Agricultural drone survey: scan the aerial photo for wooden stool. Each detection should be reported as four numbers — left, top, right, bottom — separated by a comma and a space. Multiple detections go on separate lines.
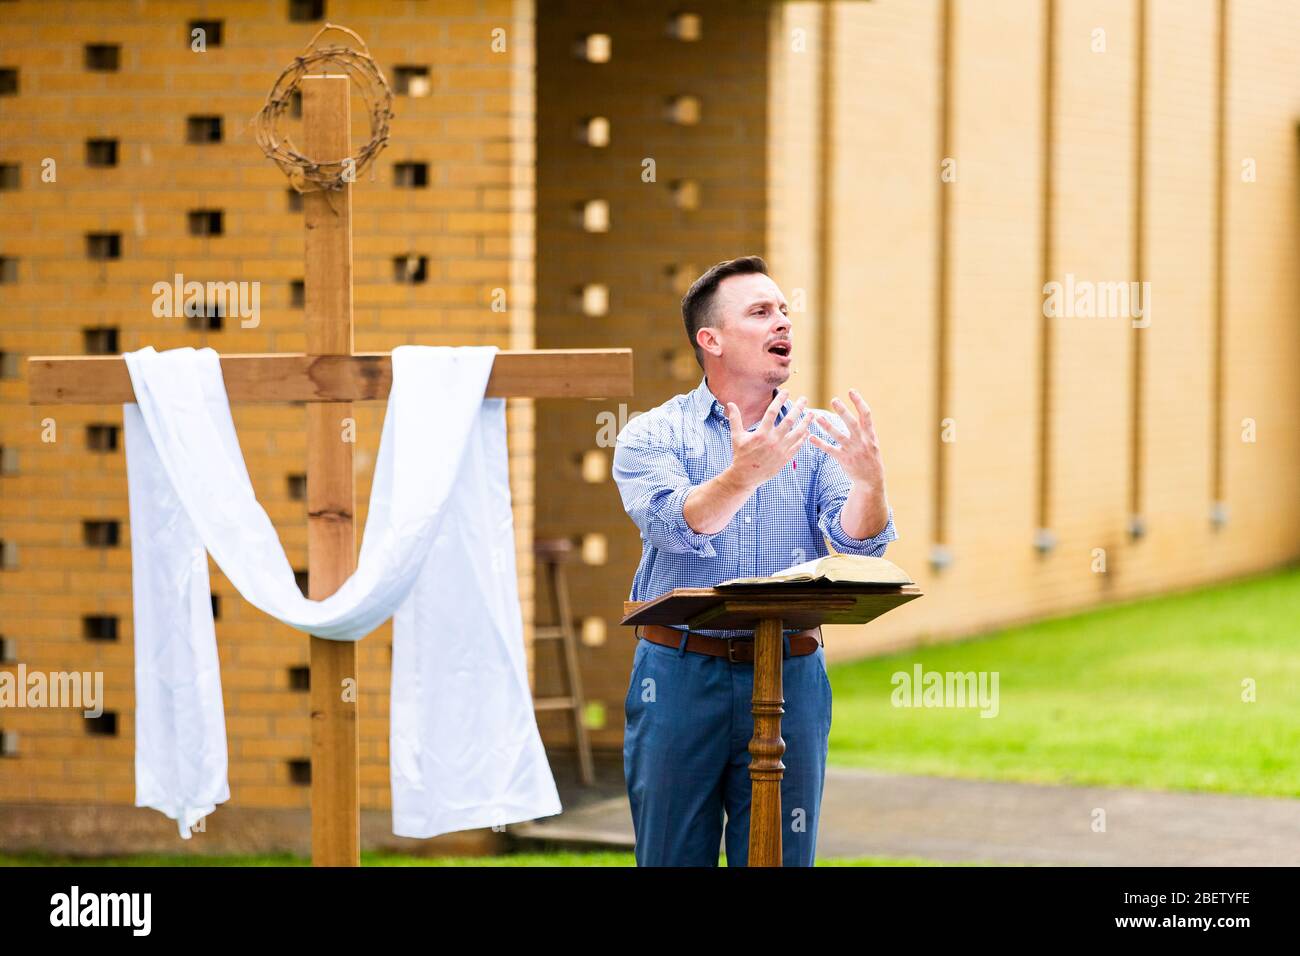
532, 537, 596, 787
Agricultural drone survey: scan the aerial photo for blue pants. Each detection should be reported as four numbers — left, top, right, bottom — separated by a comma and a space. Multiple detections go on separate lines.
622, 632, 832, 866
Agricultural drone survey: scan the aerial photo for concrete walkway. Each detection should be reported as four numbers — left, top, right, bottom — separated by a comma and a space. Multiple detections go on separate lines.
513, 763, 1300, 865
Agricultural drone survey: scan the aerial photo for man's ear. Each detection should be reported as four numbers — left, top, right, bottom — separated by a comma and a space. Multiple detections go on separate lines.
696, 326, 723, 358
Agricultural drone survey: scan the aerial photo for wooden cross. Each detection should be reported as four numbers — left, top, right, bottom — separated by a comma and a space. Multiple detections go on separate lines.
26, 75, 632, 866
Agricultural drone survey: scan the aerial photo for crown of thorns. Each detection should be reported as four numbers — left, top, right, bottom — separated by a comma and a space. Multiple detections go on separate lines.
253, 23, 394, 192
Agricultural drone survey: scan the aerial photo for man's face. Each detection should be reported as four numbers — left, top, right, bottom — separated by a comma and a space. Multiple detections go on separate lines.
701, 272, 793, 388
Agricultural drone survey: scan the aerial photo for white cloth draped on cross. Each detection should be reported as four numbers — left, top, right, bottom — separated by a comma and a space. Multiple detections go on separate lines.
121, 344, 562, 839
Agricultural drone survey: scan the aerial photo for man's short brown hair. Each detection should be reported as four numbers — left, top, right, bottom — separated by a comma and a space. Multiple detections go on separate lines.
680, 255, 769, 369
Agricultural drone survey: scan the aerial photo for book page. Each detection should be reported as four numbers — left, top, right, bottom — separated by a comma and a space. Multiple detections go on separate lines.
718, 554, 913, 587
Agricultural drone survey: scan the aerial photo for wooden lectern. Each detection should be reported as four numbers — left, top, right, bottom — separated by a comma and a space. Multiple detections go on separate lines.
621, 582, 921, 867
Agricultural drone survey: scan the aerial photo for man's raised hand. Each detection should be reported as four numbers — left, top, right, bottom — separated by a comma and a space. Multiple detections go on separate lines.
809, 388, 886, 491
724, 390, 810, 491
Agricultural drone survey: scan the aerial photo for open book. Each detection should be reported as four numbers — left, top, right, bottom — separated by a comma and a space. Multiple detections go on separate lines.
717, 553, 914, 588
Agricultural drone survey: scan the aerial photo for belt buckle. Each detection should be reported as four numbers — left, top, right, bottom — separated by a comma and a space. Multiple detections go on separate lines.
727, 639, 742, 664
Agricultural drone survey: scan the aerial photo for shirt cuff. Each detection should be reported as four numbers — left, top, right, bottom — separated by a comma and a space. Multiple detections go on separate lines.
651, 484, 719, 557
821, 504, 897, 555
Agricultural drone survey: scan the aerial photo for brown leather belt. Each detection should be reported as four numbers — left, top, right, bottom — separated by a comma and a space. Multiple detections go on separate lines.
638, 623, 822, 663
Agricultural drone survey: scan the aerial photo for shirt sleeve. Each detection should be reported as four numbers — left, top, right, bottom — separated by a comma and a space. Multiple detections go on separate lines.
611, 415, 721, 558
811, 412, 898, 556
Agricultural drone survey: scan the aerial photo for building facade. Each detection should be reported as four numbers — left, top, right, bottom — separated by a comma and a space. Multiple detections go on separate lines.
1, 0, 1297, 853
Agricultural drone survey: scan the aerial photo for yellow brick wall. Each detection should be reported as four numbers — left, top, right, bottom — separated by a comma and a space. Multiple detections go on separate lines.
1219, 0, 1300, 566
814, 0, 943, 651
820, 0, 1300, 658
0, 0, 537, 818
765, 1, 827, 407
1129, 0, 1216, 589
533, 0, 772, 750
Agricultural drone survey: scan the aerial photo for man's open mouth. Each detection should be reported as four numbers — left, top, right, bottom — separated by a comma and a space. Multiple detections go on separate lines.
768, 341, 792, 358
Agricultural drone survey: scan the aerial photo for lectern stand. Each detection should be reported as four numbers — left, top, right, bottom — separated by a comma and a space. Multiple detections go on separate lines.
621, 582, 922, 867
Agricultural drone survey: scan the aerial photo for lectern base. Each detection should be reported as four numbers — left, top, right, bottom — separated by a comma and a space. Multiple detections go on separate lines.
747, 617, 785, 867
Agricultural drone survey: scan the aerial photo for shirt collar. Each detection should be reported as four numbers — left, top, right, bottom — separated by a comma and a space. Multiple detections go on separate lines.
691, 376, 788, 425
691, 376, 724, 420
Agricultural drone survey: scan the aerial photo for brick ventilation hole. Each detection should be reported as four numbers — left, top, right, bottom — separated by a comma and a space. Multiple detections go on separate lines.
85, 233, 121, 260
84, 44, 120, 72
86, 713, 118, 737
185, 115, 222, 144
82, 327, 119, 354
86, 424, 119, 452
82, 520, 121, 548
581, 116, 610, 147
86, 138, 118, 167
184, 286, 224, 331
394, 161, 428, 187
393, 65, 430, 97
288, 0, 324, 23
392, 255, 428, 284
575, 33, 611, 63
187, 209, 223, 237
188, 20, 223, 47
82, 616, 119, 641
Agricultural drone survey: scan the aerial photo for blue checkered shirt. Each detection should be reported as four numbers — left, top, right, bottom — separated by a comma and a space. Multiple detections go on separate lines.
613, 375, 898, 639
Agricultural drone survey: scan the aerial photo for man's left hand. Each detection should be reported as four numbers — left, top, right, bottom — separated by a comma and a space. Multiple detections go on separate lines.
809, 388, 886, 491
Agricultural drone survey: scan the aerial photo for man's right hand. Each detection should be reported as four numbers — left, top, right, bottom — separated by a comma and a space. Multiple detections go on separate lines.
723, 389, 810, 492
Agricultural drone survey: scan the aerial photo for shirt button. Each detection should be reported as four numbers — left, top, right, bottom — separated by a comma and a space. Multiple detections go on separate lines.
744, 516, 752, 523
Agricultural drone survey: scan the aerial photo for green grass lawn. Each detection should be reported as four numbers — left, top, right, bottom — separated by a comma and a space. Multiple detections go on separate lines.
826, 565, 1300, 797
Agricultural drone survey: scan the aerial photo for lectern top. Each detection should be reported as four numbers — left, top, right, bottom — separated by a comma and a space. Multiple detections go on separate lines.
620, 583, 922, 632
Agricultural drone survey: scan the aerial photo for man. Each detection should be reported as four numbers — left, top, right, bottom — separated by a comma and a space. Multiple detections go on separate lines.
612, 254, 897, 866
